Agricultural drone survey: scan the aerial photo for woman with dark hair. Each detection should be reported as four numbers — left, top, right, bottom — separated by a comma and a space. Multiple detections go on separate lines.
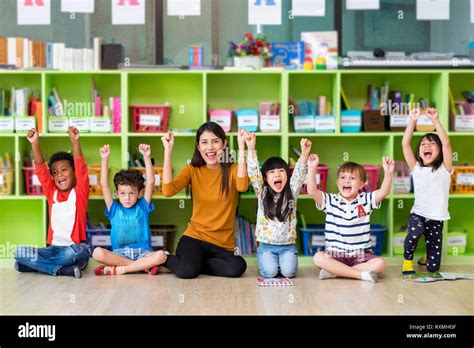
160, 122, 249, 279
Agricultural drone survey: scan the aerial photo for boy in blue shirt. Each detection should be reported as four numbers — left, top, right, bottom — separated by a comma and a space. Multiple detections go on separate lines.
93, 143, 167, 275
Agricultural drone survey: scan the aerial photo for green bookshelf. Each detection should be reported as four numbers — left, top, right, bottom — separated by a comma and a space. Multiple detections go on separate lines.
0, 69, 472, 266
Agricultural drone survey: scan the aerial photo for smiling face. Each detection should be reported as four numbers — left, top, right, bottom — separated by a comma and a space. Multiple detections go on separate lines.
197, 130, 227, 168
336, 170, 365, 201
51, 160, 76, 192
418, 136, 441, 166
265, 167, 288, 193
116, 184, 140, 208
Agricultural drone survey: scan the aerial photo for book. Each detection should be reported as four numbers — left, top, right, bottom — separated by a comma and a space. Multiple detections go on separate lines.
0, 38, 7, 64
402, 272, 474, 283
93, 37, 103, 70
270, 42, 305, 68
51, 87, 64, 116
256, 277, 293, 287
318, 96, 326, 116
340, 87, 351, 110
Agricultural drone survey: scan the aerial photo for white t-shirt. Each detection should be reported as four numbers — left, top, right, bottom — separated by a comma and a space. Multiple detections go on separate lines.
411, 162, 453, 221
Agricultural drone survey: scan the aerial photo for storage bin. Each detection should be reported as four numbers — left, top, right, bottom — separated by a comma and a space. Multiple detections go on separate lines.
393, 161, 411, 194
150, 224, 177, 252
314, 115, 336, 133
48, 116, 69, 132
235, 109, 259, 132
88, 166, 108, 196
23, 167, 43, 195
300, 224, 325, 256
389, 112, 409, 131
415, 112, 435, 132
259, 102, 280, 132
393, 229, 407, 255
341, 110, 362, 132
447, 227, 467, 255
294, 164, 329, 194
131, 104, 171, 133
363, 109, 387, 132
209, 109, 233, 132
450, 165, 474, 193
370, 224, 386, 256
0, 117, 15, 133
129, 166, 164, 195
362, 164, 382, 192
69, 116, 90, 133
14, 116, 36, 133
293, 115, 315, 133
452, 114, 474, 132
0, 168, 14, 195
86, 227, 112, 251
90, 116, 111, 133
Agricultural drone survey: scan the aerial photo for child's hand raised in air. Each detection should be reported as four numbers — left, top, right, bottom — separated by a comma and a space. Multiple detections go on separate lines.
161, 131, 174, 151
382, 156, 395, 174
425, 108, 439, 122
244, 131, 256, 150
100, 145, 110, 159
138, 144, 152, 159
237, 128, 248, 150
68, 126, 80, 143
307, 154, 319, 171
26, 128, 39, 144
409, 107, 421, 122
300, 138, 312, 161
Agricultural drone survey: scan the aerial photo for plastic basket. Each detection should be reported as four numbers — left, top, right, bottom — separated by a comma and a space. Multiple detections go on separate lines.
370, 224, 386, 256
341, 110, 362, 132
235, 109, 259, 132
150, 224, 177, 252
447, 227, 467, 255
129, 166, 164, 195
259, 102, 280, 132
362, 164, 382, 192
131, 104, 170, 133
292, 164, 328, 194
209, 109, 233, 132
0, 168, 14, 195
393, 161, 411, 194
86, 227, 112, 251
23, 167, 43, 195
450, 165, 474, 193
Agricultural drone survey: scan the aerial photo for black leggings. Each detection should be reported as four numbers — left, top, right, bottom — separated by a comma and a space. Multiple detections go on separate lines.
164, 235, 247, 279
404, 213, 444, 272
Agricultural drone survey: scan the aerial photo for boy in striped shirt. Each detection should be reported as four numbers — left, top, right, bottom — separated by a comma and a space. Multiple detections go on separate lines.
307, 156, 394, 282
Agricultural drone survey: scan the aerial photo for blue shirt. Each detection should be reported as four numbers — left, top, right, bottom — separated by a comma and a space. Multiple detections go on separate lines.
105, 197, 154, 251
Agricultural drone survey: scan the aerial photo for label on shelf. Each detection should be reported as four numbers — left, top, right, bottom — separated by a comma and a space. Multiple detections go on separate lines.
15, 117, 36, 131
48, 118, 69, 132
456, 173, 474, 185
89, 174, 98, 185
341, 116, 361, 127
32, 174, 41, 186
151, 235, 164, 247
311, 234, 325, 247
237, 115, 259, 127
260, 115, 280, 132
315, 116, 335, 131
91, 235, 111, 247
394, 177, 411, 194
294, 116, 315, 131
393, 235, 406, 247
454, 115, 474, 131
69, 117, 90, 132
390, 114, 409, 128
140, 114, 162, 127
371, 235, 377, 246
0, 117, 15, 131
416, 114, 433, 126
155, 174, 161, 186
447, 235, 467, 246
211, 115, 232, 130
90, 117, 111, 132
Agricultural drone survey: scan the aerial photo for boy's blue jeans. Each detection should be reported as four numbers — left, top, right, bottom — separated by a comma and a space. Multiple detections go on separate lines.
257, 243, 298, 278
14, 243, 91, 276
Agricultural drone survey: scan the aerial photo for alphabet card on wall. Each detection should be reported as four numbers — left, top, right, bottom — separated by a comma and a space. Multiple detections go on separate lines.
292, 0, 325, 17
17, 0, 51, 25
416, 0, 450, 20
248, 0, 282, 25
61, 0, 95, 13
167, 0, 201, 16
112, 0, 145, 25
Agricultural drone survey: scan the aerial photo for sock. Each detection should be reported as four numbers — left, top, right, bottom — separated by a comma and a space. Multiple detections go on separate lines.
58, 265, 82, 278
360, 271, 378, 282
319, 269, 338, 280
14, 262, 37, 273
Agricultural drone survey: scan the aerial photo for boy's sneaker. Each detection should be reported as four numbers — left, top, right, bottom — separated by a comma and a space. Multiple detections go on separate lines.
14, 262, 36, 273
319, 269, 337, 280
78, 261, 88, 271
58, 265, 82, 278
402, 259, 416, 275
418, 254, 427, 266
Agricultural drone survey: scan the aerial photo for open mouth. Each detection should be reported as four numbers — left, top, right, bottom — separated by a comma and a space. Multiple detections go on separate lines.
342, 185, 352, 193
206, 152, 217, 161
57, 178, 68, 187
423, 150, 432, 159
273, 180, 283, 190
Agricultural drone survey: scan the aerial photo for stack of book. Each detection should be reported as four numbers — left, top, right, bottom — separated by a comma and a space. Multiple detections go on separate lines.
234, 215, 257, 256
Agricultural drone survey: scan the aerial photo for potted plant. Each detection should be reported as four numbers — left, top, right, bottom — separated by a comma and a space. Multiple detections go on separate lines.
228, 33, 272, 69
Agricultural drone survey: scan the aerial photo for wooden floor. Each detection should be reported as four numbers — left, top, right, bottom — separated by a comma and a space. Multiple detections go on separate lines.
1, 265, 472, 315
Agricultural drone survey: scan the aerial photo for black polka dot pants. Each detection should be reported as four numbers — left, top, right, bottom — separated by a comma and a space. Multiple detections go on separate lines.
404, 213, 444, 272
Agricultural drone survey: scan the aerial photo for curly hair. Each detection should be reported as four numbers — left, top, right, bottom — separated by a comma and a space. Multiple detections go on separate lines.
48, 152, 75, 175
113, 170, 145, 191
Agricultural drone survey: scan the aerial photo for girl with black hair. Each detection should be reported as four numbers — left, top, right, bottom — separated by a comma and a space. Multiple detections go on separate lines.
401, 107, 453, 275
160, 122, 249, 279
245, 132, 310, 278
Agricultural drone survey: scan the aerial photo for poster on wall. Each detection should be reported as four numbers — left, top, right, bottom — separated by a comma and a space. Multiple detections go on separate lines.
292, 0, 325, 17
346, 0, 380, 10
248, 0, 282, 25
17, 0, 51, 25
167, 0, 201, 16
61, 0, 95, 13
416, 0, 450, 20
112, 0, 145, 25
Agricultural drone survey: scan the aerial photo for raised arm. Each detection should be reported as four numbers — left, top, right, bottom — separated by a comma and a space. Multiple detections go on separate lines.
306, 154, 324, 207
68, 126, 83, 158
237, 128, 248, 179
244, 131, 262, 195
426, 108, 453, 172
402, 108, 419, 170
99, 145, 113, 211
138, 143, 155, 205
290, 138, 310, 195
161, 131, 174, 186
26, 128, 45, 165
374, 156, 394, 204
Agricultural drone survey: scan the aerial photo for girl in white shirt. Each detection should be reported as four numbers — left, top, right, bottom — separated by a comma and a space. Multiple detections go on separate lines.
401, 108, 453, 275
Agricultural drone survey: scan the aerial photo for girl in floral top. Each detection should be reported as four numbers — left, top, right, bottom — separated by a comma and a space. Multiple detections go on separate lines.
245, 133, 311, 278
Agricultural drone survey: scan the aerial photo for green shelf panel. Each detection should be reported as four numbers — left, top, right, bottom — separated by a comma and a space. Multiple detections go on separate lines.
128, 73, 204, 132
448, 199, 474, 257
0, 72, 42, 104
0, 199, 45, 258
